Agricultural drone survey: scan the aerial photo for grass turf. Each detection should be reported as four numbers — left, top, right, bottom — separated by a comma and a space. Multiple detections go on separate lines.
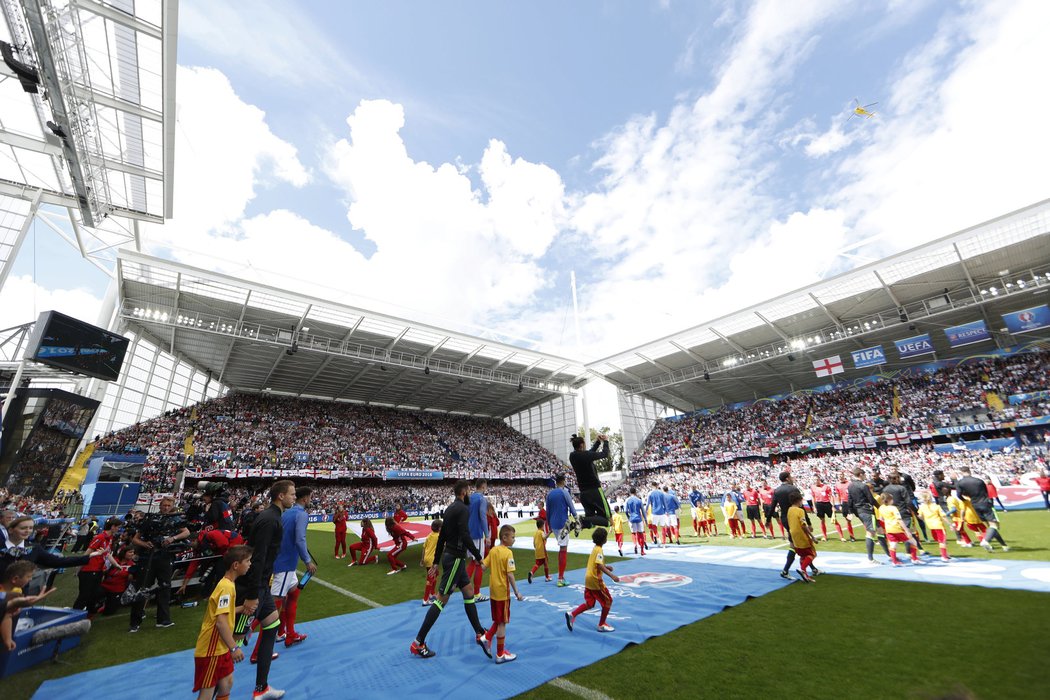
6, 511, 1048, 699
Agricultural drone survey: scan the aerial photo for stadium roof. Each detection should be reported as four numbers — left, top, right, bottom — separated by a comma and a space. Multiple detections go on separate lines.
114, 250, 589, 418
589, 199, 1050, 413
1, 0, 177, 286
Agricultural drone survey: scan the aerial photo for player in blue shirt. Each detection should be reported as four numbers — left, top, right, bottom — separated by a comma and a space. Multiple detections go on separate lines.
467, 479, 490, 601
545, 474, 578, 586
624, 487, 648, 555
689, 487, 704, 536
663, 485, 682, 545
647, 486, 668, 547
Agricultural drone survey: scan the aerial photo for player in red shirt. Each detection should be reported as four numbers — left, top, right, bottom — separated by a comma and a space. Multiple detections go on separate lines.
393, 505, 409, 524
742, 483, 767, 538
99, 548, 137, 615
178, 528, 247, 597
347, 519, 379, 566
486, 503, 500, 550
332, 506, 348, 559
1036, 471, 1050, 510
810, 476, 840, 542
833, 474, 856, 541
73, 517, 118, 613
759, 483, 782, 538
385, 517, 416, 574
985, 480, 1007, 512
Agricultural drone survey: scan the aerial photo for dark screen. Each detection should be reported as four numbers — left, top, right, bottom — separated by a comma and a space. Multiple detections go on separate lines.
30, 311, 129, 381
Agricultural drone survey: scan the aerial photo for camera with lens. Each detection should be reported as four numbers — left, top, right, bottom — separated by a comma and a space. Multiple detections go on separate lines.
197, 480, 229, 501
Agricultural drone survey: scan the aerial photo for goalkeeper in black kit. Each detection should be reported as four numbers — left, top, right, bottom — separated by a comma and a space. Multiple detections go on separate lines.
569, 434, 612, 529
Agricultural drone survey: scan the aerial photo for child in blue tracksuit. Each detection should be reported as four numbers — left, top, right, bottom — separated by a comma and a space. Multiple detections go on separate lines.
545, 474, 578, 586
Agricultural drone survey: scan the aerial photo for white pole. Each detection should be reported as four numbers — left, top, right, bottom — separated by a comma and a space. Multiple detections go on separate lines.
570, 271, 590, 442
1, 358, 28, 443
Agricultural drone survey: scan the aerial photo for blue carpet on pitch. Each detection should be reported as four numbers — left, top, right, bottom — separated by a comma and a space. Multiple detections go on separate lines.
34, 558, 789, 700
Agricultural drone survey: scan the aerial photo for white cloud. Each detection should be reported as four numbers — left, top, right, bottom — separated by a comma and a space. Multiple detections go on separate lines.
0, 275, 103, 331
802, 121, 856, 157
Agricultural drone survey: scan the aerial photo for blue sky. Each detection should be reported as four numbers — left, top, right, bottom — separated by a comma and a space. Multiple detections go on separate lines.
6, 0, 1050, 427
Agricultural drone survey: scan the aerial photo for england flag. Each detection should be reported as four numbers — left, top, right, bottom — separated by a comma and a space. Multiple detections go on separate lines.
812, 355, 845, 377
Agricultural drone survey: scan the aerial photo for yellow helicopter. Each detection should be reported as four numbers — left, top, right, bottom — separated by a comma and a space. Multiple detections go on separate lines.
848, 98, 878, 121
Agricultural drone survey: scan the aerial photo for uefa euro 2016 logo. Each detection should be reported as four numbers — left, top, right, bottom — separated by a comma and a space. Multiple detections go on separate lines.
617, 572, 693, 588
1019, 311, 1035, 324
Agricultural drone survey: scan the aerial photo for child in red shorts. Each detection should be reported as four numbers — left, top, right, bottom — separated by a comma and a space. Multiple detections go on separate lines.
565, 527, 621, 632
193, 545, 251, 700
480, 525, 524, 663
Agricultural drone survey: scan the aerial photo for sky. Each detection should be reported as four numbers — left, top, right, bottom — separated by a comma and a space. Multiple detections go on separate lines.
4, 0, 1050, 430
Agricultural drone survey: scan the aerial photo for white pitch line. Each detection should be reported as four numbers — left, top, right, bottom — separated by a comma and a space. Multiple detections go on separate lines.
312, 576, 383, 609
767, 541, 789, 549
550, 677, 615, 700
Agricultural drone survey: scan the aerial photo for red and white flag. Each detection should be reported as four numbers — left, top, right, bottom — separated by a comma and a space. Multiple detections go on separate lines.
812, 355, 845, 377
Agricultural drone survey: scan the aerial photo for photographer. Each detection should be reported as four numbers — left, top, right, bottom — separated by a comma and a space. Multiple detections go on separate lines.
128, 496, 191, 632
569, 434, 612, 529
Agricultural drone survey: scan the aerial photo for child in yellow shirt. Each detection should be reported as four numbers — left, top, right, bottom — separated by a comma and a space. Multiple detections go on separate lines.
528, 519, 551, 584
878, 494, 925, 567
193, 545, 251, 700
565, 528, 620, 633
917, 492, 951, 562
420, 519, 441, 605
611, 507, 627, 557
787, 492, 817, 583
480, 525, 523, 664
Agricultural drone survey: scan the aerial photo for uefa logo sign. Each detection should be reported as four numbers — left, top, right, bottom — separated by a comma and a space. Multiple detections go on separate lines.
617, 572, 693, 588
1019, 311, 1035, 323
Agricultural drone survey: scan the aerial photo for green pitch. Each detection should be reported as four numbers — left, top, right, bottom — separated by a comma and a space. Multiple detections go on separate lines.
6, 511, 1049, 699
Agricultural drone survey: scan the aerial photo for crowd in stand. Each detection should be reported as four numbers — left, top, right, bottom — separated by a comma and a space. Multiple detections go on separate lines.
95, 394, 563, 493
611, 444, 1048, 505
634, 351, 1050, 467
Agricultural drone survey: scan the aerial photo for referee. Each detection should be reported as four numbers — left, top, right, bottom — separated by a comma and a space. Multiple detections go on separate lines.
410, 480, 491, 660
234, 480, 296, 700
569, 434, 612, 528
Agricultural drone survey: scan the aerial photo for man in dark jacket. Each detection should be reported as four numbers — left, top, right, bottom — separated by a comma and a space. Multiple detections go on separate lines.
235, 480, 296, 700
769, 471, 804, 580
954, 467, 1009, 552
569, 434, 611, 528
848, 467, 891, 564
410, 480, 491, 660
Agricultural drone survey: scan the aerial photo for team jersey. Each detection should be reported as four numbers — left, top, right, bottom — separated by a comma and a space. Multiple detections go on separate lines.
689, 490, 703, 507
743, 489, 760, 506
917, 502, 949, 532
194, 576, 235, 658
787, 505, 811, 549
665, 492, 680, 514
835, 483, 850, 504
333, 512, 348, 531
483, 544, 516, 601
533, 529, 548, 558
759, 488, 774, 506
961, 499, 982, 525
811, 485, 832, 503
611, 511, 627, 534
624, 496, 645, 523
878, 504, 906, 535
584, 544, 607, 590
648, 490, 667, 516
422, 532, 439, 568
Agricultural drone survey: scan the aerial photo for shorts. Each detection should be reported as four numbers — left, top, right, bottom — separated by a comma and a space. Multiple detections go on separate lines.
193, 651, 233, 692
815, 502, 833, 519
554, 528, 570, 547
794, 546, 816, 559
746, 505, 761, 520
580, 487, 611, 523
838, 503, 852, 517
886, 532, 911, 544
652, 514, 667, 527
270, 570, 298, 598
930, 529, 946, 544
490, 598, 511, 624
973, 503, 998, 524
629, 520, 644, 533
854, 510, 882, 535
472, 538, 489, 559
584, 586, 612, 609
762, 505, 775, 520
438, 553, 472, 596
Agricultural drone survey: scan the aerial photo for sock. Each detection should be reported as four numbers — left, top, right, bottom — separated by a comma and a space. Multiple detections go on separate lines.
835, 522, 844, 539
939, 544, 948, 558
878, 536, 890, 555
777, 521, 785, 536
800, 554, 813, 571
487, 622, 498, 639
463, 597, 484, 635
496, 635, 505, 655
543, 559, 549, 576
909, 545, 919, 562
558, 549, 567, 579
866, 537, 875, 559
889, 548, 899, 564
570, 602, 589, 618
751, 522, 757, 537
782, 549, 796, 574
217, 695, 229, 700
255, 621, 279, 689
820, 521, 828, 539
530, 563, 539, 575
284, 588, 299, 638
598, 604, 610, 626
989, 527, 1007, 546
959, 529, 972, 544
846, 521, 854, 538
415, 599, 443, 642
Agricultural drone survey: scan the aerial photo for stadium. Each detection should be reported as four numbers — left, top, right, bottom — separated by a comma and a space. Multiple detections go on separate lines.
1, 3, 1049, 700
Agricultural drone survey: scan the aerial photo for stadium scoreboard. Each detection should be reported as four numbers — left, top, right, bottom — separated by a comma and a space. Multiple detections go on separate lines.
24, 311, 129, 382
